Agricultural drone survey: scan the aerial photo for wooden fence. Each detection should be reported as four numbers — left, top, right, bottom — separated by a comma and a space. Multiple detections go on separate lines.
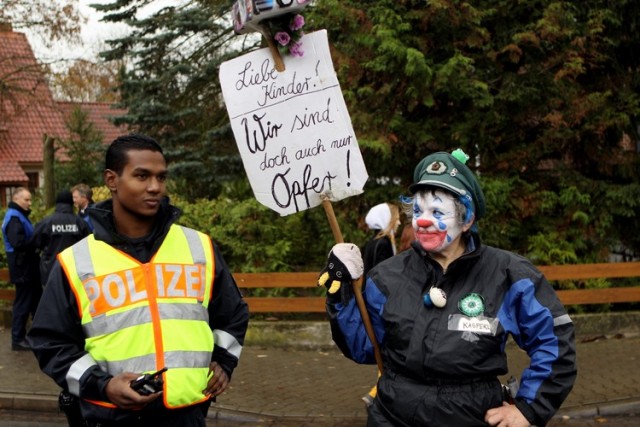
1, 263, 639, 313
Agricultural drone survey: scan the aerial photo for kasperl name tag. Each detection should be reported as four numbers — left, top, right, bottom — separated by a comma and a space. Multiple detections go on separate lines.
448, 314, 499, 335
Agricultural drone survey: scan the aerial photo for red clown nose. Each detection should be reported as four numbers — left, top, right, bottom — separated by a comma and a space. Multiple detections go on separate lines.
417, 218, 433, 228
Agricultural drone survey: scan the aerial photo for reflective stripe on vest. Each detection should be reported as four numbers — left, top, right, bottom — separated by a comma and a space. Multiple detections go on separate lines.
58, 225, 215, 409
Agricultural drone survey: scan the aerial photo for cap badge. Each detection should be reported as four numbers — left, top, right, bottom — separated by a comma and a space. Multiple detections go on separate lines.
426, 161, 447, 175
458, 293, 484, 317
450, 168, 458, 177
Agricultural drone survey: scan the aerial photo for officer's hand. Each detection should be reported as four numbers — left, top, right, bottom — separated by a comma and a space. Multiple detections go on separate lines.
317, 243, 363, 295
485, 402, 531, 427
203, 361, 229, 397
105, 372, 161, 410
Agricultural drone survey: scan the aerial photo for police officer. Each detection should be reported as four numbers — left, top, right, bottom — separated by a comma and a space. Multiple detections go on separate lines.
71, 183, 94, 231
28, 134, 250, 427
2, 187, 41, 351
31, 190, 91, 286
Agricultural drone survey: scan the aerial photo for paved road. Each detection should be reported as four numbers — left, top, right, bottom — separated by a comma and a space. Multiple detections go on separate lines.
2, 409, 640, 426
3, 329, 640, 425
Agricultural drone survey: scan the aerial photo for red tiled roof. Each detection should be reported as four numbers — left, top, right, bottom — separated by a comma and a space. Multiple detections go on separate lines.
0, 159, 28, 182
57, 101, 128, 145
0, 28, 67, 184
0, 28, 128, 186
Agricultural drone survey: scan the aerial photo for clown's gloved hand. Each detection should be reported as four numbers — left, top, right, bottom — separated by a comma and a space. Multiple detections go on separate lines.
317, 243, 364, 297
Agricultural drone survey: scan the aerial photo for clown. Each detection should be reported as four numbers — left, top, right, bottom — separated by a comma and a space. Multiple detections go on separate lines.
318, 149, 577, 427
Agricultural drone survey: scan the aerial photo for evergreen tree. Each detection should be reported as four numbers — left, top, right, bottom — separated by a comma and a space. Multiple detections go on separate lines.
55, 106, 105, 190
94, 0, 258, 200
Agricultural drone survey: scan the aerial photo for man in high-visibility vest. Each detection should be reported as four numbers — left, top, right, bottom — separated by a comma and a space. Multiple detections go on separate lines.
28, 134, 250, 427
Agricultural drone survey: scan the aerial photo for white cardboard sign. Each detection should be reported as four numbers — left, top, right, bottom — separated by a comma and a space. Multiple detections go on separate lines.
219, 30, 368, 216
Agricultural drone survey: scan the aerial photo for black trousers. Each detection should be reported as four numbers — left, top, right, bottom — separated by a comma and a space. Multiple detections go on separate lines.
60, 392, 211, 427
368, 372, 503, 426
85, 403, 210, 427
85, 413, 207, 427
11, 280, 42, 343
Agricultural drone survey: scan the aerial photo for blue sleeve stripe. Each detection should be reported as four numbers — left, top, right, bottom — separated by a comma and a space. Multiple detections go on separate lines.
499, 278, 559, 402
335, 277, 387, 364
364, 277, 387, 344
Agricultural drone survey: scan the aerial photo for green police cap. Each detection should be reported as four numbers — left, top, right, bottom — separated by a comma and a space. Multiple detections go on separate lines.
409, 149, 486, 220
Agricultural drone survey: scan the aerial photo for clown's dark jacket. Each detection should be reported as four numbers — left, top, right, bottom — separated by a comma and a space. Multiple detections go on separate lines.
327, 234, 576, 426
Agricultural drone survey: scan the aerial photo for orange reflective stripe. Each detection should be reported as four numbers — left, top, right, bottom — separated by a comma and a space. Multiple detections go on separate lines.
82, 263, 207, 317
145, 264, 165, 370
83, 398, 117, 409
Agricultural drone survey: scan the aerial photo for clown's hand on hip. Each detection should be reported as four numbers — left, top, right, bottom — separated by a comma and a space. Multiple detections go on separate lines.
317, 243, 364, 295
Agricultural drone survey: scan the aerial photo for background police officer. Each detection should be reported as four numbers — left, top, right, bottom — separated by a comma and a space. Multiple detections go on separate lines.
1, 187, 41, 351
31, 190, 91, 286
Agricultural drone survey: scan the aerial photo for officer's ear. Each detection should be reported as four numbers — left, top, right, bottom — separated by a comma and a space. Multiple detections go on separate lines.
104, 169, 118, 193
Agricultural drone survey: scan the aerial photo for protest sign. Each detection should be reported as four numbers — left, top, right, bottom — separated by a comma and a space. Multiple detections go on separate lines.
219, 30, 368, 216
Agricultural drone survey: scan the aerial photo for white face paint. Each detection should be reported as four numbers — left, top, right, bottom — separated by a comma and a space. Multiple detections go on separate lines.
412, 190, 466, 253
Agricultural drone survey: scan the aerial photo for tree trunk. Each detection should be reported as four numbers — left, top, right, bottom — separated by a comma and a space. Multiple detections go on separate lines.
43, 134, 55, 208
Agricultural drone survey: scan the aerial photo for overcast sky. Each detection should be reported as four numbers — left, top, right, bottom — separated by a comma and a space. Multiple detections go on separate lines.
26, 1, 132, 68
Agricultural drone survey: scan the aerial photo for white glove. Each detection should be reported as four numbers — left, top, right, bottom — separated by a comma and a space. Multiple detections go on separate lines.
317, 243, 364, 294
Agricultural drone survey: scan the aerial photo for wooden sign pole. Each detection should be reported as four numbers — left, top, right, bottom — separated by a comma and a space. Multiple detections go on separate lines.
321, 195, 384, 374
258, 25, 285, 72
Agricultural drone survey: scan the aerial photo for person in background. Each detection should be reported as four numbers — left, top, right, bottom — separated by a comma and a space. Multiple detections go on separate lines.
31, 190, 91, 286
71, 183, 94, 231
362, 203, 401, 279
397, 222, 416, 253
360, 202, 400, 406
1, 187, 41, 351
319, 149, 576, 426
28, 134, 250, 427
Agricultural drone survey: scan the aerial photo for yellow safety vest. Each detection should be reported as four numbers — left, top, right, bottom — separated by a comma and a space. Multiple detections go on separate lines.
58, 225, 215, 409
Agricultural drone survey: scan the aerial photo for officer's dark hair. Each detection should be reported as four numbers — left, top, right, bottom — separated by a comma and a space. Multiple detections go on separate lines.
105, 134, 165, 175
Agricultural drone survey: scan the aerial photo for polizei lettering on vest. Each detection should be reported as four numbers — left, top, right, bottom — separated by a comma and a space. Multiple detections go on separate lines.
51, 224, 79, 233
155, 264, 204, 298
83, 264, 206, 316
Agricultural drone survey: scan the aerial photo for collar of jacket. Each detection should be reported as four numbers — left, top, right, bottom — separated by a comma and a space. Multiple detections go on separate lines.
7, 201, 31, 217
412, 232, 482, 273
85, 197, 181, 248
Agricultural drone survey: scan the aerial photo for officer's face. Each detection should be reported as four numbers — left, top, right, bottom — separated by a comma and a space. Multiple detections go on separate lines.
14, 190, 32, 211
72, 190, 87, 210
106, 149, 168, 222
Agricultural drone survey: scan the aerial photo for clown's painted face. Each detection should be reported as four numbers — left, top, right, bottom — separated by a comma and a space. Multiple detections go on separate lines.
412, 189, 468, 253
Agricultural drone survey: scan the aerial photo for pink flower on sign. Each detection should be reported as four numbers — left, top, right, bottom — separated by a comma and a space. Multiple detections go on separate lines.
289, 41, 304, 57
290, 14, 305, 31
274, 31, 291, 46
269, 13, 306, 57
